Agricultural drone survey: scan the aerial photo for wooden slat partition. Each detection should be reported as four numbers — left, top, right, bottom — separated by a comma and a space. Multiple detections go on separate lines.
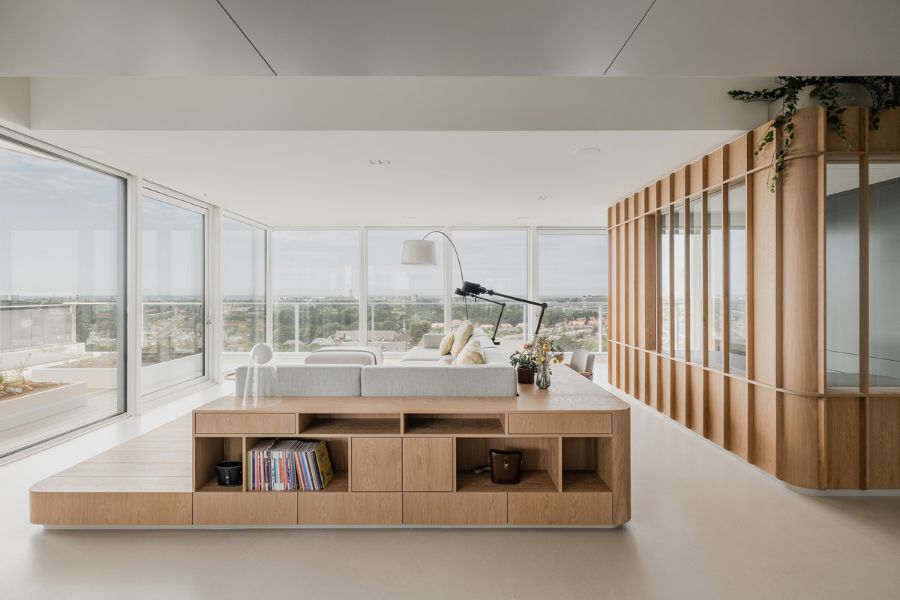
606, 106, 900, 491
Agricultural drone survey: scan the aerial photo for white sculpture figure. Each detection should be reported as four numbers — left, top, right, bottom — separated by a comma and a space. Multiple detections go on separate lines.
242, 343, 281, 408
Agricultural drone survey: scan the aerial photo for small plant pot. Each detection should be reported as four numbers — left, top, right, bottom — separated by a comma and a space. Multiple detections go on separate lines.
516, 368, 535, 385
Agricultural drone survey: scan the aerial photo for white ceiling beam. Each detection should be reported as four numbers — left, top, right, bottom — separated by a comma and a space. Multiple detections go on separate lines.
27, 77, 770, 131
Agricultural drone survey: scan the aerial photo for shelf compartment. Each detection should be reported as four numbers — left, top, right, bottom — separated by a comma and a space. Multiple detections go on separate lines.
404, 413, 505, 436
245, 437, 349, 492
456, 436, 561, 492
197, 477, 244, 493
300, 413, 401, 436
193, 436, 243, 492
456, 469, 556, 493
561, 437, 613, 493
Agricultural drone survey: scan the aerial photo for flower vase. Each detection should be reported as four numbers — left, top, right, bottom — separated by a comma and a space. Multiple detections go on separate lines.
536, 362, 551, 389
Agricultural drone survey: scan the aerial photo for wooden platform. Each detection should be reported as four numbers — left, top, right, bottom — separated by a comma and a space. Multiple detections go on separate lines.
30, 418, 194, 526
30, 367, 630, 527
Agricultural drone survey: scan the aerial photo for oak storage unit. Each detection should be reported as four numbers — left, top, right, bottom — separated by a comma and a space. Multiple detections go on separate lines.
31, 366, 629, 527
191, 367, 630, 527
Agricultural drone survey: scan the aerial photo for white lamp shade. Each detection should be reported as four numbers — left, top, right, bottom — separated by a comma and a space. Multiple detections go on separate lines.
401, 239, 437, 265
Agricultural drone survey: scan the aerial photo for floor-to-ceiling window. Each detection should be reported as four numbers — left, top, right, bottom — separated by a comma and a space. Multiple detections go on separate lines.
825, 163, 860, 388
141, 192, 206, 395
688, 196, 703, 364
451, 230, 528, 352
536, 231, 608, 353
367, 230, 444, 352
0, 137, 126, 457
271, 230, 360, 355
673, 204, 687, 360
868, 162, 900, 388
221, 217, 266, 373
707, 190, 724, 370
660, 211, 671, 355
727, 183, 747, 375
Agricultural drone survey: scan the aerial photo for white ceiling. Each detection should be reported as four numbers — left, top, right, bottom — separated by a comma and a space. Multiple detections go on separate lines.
0, 0, 893, 226
0, 0, 897, 76
32, 129, 742, 227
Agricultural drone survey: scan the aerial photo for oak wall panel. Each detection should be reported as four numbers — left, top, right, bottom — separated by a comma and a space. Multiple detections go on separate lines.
781, 395, 819, 489
751, 387, 778, 475
689, 365, 705, 435
823, 397, 861, 489
674, 362, 688, 426
727, 377, 749, 460
867, 397, 900, 489
707, 372, 726, 447
661, 358, 673, 418
752, 169, 778, 387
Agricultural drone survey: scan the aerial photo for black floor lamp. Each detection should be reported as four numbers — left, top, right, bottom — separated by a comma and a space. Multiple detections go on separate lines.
401, 231, 549, 336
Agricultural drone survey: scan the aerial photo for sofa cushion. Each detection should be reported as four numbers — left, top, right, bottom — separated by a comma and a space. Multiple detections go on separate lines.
235, 364, 362, 397
438, 332, 454, 355
361, 364, 516, 397
450, 321, 475, 356
400, 346, 443, 362
305, 346, 382, 366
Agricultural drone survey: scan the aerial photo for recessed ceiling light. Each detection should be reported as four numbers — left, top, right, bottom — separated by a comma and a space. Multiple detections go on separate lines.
573, 147, 603, 157
369, 159, 391, 165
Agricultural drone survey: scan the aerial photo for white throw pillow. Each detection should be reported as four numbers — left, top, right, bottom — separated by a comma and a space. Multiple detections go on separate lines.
450, 320, 475, 357
438, 332, 454, 355
437, 355, 453, 365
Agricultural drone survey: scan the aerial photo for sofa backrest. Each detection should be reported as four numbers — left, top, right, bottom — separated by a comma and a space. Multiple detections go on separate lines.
235, 364, 363, 397
360, 364, 516, 397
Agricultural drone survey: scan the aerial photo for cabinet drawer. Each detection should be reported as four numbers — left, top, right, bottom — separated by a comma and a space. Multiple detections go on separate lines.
193, 492, 297, 525
507, 413, 611, 434
195, 413, 295, 435
508, 492, 611, 525
351, 438, 402, 491
299, 492, 401, 525
403, 438, 453, 491
403, 493, 507, 525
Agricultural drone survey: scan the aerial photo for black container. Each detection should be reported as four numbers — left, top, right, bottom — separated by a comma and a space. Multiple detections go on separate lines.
489, 449, 523, 485
215, 461, 243, 486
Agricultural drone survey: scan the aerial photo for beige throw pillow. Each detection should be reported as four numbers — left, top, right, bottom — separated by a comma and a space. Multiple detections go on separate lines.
437, 355, 453, 365
438, 332, 455, 355
454, 343, 485, 365
450, 320, 475, 356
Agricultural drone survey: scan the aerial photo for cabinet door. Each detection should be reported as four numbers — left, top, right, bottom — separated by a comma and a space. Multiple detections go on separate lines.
351, 438, 402, 491
403, 437, 453, 492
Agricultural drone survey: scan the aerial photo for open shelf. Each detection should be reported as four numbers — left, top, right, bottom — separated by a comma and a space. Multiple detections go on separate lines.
301, 414, 401, 436
456, 469, 557, 493
405, 414, 505, 436
197, 477, 244, 493
246, 470, 350, 493
562, 470, 611, 493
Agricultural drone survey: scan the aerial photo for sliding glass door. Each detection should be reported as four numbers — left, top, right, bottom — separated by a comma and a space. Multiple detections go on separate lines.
0, 137, 126, 457
140, 191, 207, 396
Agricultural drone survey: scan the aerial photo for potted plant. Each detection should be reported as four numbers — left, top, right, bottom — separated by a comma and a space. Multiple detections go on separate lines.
509, 348, 538, 384
532, 336, 564, 390
728, 76, 900, 191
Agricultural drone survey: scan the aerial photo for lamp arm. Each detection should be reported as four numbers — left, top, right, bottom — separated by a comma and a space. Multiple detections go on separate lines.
422, 230, 465, 284
483, 290, 548, 337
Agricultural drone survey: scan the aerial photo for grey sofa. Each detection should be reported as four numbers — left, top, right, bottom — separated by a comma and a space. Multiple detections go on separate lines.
235, 328, 517, 398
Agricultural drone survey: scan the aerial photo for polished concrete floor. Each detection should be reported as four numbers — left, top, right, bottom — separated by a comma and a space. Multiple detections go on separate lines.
1, 383, 897, 600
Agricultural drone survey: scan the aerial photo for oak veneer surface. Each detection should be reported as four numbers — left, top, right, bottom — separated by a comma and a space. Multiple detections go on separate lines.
351, 437, 402, 492
508, 493, 612, 526
402, 492, 507, 525
299, 492, 402, 525
402, 437, 453, 492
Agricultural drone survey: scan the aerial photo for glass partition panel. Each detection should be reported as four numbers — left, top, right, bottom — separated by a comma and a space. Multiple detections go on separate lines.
367, 230, 443, 352
868, 162, 900, 388
689, 196, 703, 364
537, 231, 608, 353
728, 182, 747, 375
221, 218, 266, 372
141, 196, 205, 394
825, 163, 860, 389
673, 204, 686, 360
660, 211, 670, 355
0, 137, 126, 457
707, 190, 724, 370
451, 230, 528, 352
271, 230, 359, 354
